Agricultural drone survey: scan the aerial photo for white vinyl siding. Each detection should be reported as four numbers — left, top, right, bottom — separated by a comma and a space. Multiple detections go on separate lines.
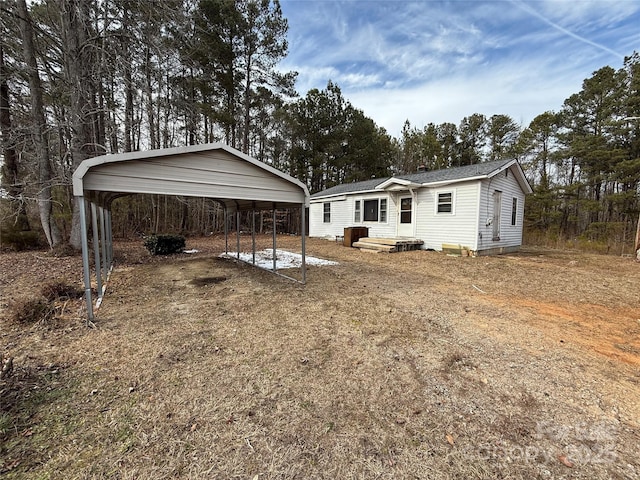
477, 167, 526, 252
309, 194, 395, 239
415, 182, 479, 251
309, 198, 349, 238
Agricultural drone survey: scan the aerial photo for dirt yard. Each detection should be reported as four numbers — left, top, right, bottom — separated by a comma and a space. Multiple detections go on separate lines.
1, 235, 639, 479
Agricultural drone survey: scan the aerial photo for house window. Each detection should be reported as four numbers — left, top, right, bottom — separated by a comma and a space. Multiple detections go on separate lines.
437, 192, 453, 213
354, 200, 361, 222
380, 199, 387, 222
363, 198, 387, 222
323, 202, 330, 223
511, 198, 518, 226
364, 199, 379, 221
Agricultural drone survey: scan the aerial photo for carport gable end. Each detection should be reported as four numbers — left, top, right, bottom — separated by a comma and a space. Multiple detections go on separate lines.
309, 159, 532, 255
72, 143, 310, 322
72, 143, 309, 210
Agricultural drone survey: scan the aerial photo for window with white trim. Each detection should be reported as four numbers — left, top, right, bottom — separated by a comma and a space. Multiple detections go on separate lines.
380, 199, 387, 222
511, 197, 518, 226
354, 200, 361, 222
362, 198, 388, 222
437, 191, 453, 214
323, 202, 330, 223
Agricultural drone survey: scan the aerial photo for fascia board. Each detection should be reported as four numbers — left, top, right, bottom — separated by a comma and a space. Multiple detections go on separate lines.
375, 177, 414, 189
420, 175, 487, 188
310, 189, 380, 201
486, 160, 533, 194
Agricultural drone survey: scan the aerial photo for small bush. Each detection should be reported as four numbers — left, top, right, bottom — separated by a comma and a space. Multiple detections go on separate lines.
9, 281, 83, 325
10, 298, 55, 324
0, 229, 41, 251
143, 234, 186, 255
51, 243, 77, 257
40, 281, 84, 302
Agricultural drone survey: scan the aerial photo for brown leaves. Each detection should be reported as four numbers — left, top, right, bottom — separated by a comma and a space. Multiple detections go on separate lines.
557, 454, 574, 468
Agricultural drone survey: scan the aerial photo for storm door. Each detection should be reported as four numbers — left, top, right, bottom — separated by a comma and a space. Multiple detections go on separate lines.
397, 196, 414, 237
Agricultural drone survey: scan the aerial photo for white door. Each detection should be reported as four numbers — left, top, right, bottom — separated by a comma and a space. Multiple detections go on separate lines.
397, 196, 414, 237
492, 191, 502, 241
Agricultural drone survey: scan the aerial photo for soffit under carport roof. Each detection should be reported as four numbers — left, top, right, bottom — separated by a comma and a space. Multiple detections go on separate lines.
72, 143, 310, 211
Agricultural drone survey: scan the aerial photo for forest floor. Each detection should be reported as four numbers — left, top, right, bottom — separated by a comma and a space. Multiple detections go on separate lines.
1, 235, 639, 479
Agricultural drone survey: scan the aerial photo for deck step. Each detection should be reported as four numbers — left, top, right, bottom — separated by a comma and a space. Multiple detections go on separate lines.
362, 237, 423, 246
352, 241, 396, 252
351, 237, 424, 253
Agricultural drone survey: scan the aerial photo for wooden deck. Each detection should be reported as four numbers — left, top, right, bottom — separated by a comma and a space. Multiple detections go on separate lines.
351, 237, 424, 253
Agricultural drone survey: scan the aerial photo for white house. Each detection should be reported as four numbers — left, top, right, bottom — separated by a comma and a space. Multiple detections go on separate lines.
309, 159, 533, 255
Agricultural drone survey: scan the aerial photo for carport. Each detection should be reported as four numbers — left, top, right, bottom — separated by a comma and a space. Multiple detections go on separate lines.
72, 143, 310, 322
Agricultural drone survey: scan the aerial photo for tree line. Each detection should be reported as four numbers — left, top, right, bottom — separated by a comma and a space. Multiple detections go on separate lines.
0, 0, 638, 253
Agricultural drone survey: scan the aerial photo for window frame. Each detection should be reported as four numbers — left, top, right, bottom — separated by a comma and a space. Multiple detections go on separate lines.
436, 190, 455, 215
511, 197, 518, 226
358, 197, 388, 223
380, 198, 388, 223
323, 202, 331, 223
354, 200, 361, 223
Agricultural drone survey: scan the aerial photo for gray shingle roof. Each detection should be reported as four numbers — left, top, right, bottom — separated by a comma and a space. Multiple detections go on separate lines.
311, 159, 513, 198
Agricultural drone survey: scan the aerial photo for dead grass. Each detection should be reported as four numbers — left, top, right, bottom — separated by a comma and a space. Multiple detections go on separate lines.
1, 235, 639, 479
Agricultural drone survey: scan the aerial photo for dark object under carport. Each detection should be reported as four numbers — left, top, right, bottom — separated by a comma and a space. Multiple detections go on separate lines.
343, 226, 369, 247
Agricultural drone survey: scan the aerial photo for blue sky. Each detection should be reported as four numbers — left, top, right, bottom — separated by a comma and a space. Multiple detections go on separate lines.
279, 0, 640, 137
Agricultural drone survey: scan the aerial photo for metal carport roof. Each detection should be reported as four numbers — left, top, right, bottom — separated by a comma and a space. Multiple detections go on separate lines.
73, 143, 310, 322
73, 143, 309, 211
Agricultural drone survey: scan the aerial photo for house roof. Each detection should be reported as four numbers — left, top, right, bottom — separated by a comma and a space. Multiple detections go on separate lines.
311, 159, 532, 199
73, 143, 310, 212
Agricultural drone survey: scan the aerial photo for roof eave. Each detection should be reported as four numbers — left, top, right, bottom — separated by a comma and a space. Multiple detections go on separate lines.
420, 175, 488, 188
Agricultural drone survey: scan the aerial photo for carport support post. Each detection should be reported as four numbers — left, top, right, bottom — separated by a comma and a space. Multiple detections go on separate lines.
106, 209, 113, 267
78, 196, 94, 322
90, 202, 103, 298
272, 206, 277, 273
99, 206, 108, 287
224, 208, 228, 254
301, 205, 306, 284
251, 203, 256, 265
236, 210, 240, 260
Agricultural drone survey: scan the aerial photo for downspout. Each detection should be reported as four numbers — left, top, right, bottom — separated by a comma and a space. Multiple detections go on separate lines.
409, 188, 418, 238
473, 181, 483, 254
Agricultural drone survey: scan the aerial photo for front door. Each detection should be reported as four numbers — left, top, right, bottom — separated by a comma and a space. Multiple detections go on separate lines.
397, 196, 414, 237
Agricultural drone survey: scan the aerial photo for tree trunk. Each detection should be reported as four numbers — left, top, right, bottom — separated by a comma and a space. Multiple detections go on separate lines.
17, 0, 62, 248
0, 45, 30, 231
635, 211, 640, 256
64, 0, 99, 249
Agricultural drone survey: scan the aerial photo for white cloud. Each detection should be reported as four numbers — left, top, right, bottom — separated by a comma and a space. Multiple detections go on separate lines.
279, 0, 640, 138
